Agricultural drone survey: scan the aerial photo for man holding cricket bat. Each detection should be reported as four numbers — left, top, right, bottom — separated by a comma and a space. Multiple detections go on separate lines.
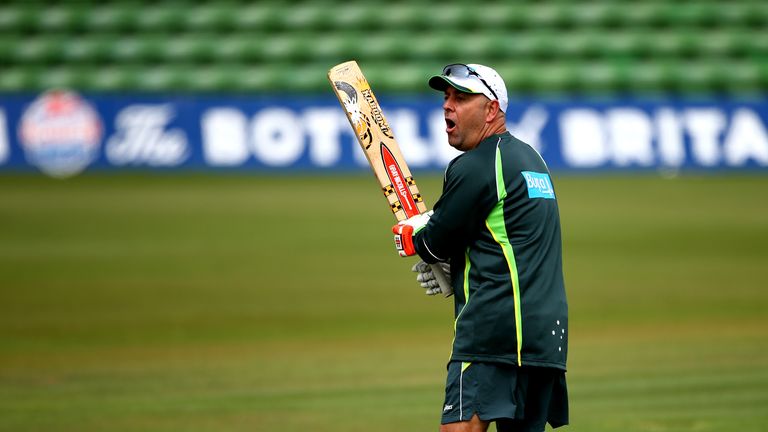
392, 64, 569, 432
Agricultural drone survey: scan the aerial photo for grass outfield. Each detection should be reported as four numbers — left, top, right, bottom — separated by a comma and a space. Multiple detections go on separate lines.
0, 173, 767, 432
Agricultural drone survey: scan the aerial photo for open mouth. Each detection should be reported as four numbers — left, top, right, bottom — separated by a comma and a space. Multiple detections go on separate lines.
445, 118, 456, 133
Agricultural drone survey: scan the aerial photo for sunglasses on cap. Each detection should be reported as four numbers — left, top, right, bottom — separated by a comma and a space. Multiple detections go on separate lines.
442, 63, 499, 101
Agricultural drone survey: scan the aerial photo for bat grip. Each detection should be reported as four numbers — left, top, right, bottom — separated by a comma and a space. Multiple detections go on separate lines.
430, 263, 453, 297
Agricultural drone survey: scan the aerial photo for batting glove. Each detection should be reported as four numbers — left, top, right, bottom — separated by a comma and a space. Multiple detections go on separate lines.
392, 211, 433, 257
412, 260, 451, 296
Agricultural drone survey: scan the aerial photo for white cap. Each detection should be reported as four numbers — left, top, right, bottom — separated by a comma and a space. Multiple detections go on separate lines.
429, 63, 508, 113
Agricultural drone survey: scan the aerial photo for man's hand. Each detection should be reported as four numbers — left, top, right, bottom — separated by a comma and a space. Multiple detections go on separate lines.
412, 260, 451, 295
392, 210, 433, 257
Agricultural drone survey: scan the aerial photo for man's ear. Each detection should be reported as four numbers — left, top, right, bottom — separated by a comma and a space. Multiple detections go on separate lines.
485, 100, 501, 122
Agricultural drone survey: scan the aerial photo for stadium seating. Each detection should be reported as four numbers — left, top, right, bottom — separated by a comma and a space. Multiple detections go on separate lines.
0, 1, 765, 94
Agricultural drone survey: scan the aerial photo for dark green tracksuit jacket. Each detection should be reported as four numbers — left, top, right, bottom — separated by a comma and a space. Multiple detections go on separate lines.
414, 132, 568, 370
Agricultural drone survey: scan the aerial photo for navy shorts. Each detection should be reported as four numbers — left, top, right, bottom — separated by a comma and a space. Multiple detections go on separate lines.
441, 362, 569, 431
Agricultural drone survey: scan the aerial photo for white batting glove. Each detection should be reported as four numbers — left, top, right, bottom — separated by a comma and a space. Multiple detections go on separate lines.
411, 260, 451, 296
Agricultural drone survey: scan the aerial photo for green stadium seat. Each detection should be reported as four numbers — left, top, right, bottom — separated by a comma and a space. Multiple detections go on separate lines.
326, 4, 368, 30
34, 66, 78, 90
465, 4, 518, 29
83, 5, 140, 33
9, 36, 61, 64
233, 64, 288, 92
0, 6, 18, 31
36, 5, 89, 33
60, 36, 105, 63
211, 35, 257, 62
517, 4, 566, 29
426, 5, 467, 29
87, 66, 137, 91
260, 35, 309, 62
0, 67, 31, 91
622, 62, 673, 92
720, 61, 763, 93
497, 32, 547, 59
279, 4, 333, 31
494, 64, 536, 93
577, 62, 611, 92
231, 5, 284, 31
310, 33, 359, 61
182, 4, 240, 32
695, 31, 744, 58
716, 3, 762, 27
356, 62, 432, 93
674, 3, 722, 27
526, 62, 577, 92
377, 4, 431, 31
0, 5, 39, 34
106, 36, 159, 63
0, 37, 13, 61
134, 5, 186, 33
564, 3, 622, 28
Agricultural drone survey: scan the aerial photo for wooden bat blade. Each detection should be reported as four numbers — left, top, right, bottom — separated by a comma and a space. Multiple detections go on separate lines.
328, 60, 453, 297
328, 60, 426, 222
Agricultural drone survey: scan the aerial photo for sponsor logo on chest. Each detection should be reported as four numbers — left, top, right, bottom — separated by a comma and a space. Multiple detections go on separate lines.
522, 171, 555, 199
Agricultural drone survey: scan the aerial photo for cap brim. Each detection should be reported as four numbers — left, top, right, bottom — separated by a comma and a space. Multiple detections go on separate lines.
428, 75, 479, 94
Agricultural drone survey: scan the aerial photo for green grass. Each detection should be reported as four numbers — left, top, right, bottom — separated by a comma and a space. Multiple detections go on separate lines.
1, 173, 767, 432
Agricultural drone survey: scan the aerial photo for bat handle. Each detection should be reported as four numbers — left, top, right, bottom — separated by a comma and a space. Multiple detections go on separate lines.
430, 263, 453, 297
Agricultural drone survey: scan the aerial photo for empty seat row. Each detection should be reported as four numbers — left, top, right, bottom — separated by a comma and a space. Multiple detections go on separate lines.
1, 2, 767, 34
2, 30, 765, 65
1, 60, 764, 94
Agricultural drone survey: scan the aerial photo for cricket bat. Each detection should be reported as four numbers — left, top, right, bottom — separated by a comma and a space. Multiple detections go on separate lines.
328, 60, 452, 297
